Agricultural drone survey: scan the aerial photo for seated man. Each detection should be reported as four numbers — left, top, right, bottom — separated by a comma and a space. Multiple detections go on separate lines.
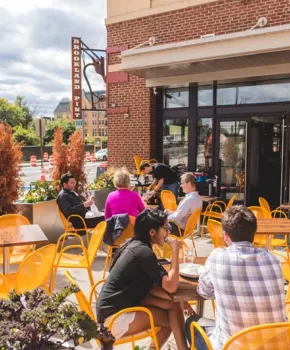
186, 205, 287, 350
165, 173, 202, 237
57, 173, 104, 230
140, 162, 179, 200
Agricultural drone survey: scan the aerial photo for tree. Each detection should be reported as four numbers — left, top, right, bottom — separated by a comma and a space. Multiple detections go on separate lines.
0, 123, 23, 215
51, 127, 68, 182
44, 119, 76, 145
13, 125, 40, 145
0, 98, 24, 127
14, 95, 36, 128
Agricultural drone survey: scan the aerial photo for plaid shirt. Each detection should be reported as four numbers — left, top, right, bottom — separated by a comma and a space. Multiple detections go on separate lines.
197, 242, 287, 350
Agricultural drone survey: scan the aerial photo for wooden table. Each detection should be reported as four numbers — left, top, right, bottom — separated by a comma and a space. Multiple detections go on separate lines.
256, 218, 290, 249
0, 224, 49, 274
165, 257, 208, 315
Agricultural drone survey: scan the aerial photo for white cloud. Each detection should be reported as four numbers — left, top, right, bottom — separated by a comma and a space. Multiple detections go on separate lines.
0, 0, 107, 116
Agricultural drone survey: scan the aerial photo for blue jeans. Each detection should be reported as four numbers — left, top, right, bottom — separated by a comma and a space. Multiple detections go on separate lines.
185, 315, 212, 350
161, 181, 179, 199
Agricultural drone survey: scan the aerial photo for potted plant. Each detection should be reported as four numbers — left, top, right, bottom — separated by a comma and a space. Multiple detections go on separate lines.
0, 286, 115, 350
88, 167, 116, 211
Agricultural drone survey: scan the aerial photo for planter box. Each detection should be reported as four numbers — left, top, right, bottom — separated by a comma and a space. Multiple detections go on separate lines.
13, 199, 63, 243
89, 189, 115, 211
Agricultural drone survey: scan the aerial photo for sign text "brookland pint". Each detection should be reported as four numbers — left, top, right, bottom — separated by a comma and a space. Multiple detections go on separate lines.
72, 37, 82, 120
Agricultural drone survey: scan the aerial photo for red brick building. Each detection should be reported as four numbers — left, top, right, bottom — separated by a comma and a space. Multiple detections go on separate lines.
106, 0, 290, 208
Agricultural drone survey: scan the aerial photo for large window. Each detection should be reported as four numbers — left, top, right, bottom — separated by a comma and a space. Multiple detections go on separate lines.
163, 119, 188, 167
198, 86, 213, 106
164, 88, 189, 108
217, 80, 290, 105
196, 118, 213, 174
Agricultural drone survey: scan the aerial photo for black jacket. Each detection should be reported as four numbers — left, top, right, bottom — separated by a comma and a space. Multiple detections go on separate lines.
103, 214, 130, 246
57, 189, 87, 218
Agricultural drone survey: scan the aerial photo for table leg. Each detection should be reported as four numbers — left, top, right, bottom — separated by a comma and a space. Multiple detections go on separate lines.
266, 235, 271, 251
196, 300, 204, 316
3, 247, 10, 275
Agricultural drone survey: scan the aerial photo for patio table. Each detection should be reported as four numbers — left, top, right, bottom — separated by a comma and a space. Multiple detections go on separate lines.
256, 218, 290, 250
0, 224, 49, 274
165, 257, 208, 315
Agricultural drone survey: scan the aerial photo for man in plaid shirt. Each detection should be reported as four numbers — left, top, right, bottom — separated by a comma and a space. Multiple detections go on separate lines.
186, 205, 287, 350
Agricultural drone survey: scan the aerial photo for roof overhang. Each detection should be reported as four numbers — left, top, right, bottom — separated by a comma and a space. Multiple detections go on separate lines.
120, 24, 290, 87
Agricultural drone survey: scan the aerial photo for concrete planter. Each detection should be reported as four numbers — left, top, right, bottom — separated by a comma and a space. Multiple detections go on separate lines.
89, 189, 115, 211
13, 199, 63, 243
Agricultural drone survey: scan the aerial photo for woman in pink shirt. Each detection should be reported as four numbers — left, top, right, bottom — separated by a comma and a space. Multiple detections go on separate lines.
105, 168, 145, 219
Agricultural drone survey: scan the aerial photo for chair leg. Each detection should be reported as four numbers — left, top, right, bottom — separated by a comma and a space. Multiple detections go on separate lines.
49, 267, 57, 293
87, 267, 97, 301
103, 247, 112, 279
200, 214, 207, 237
191, 235, 198, 257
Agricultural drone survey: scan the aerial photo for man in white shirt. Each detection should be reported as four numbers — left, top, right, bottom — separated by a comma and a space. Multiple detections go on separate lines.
165, 173, 202, 236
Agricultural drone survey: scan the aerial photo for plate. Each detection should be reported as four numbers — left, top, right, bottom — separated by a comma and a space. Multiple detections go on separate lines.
179, 263, 203, 278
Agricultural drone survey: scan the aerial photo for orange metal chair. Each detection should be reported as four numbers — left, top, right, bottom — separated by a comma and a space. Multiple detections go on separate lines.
161, 189, 177, 211
64, 271, 160, 350
222, 322, 290, 350
57, 206, 91, 245
0, 214, 35, 265
50, 221, 106, 292
259, 197, 271, 213
200, 195, 237, 236
103, 216, 135, 278
190, 322, 213, 350
207, 219, 226, 248
169, 208, 202, 256
0, 244, 56, 299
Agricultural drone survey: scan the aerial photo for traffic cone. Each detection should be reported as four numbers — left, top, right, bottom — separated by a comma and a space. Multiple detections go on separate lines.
40, 167, 45, 182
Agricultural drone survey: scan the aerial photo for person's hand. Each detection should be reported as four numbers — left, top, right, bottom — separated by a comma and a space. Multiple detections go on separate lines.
84, 198, 94, 207
181, 301, 194, 316
166, 237, 182, 251
164, 209, 173, 214
147, 190, 156, 197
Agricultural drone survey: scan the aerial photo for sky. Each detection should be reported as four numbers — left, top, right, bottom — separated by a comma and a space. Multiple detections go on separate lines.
0, 0, 107, 117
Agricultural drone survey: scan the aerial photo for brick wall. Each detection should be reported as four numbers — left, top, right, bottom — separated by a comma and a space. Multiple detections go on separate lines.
106, 0, 290, 168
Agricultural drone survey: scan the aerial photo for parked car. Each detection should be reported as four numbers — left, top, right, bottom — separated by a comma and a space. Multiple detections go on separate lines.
95, 148, 108, 161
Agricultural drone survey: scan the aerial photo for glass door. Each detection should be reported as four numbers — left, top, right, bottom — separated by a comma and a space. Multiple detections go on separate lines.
217, 120, 248, 203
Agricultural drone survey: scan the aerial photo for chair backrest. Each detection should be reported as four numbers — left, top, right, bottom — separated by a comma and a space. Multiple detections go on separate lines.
15, 244, 56, 293
57, 207, 69, 231
271, 209, 287, 218
183, 207, 202, 239
222, 322, 290, 350
134, 155, 143, 175
207, 219, 225, 248
259, 197, 271, 213
113, 216, 136, 246
0, 273, 10, 298
64, 270, 96, 320
161, 190, 177, 211
0, 214, 30, 227
248, 206, 271, 218
87, 221, 106, 265
226, 195, 237, 209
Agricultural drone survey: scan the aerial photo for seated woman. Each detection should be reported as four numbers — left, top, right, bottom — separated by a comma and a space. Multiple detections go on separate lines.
96, 209, 188, 350
104, 168, 145, 219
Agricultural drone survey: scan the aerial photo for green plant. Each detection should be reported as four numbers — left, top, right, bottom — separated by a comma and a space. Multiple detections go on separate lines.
88, 172, 115, 191
0, 286, 115, 350
22, 180, 59, 203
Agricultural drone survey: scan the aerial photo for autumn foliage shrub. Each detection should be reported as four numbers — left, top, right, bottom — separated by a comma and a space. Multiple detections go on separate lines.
0, 123, 22, 215
51, 128, 86, 194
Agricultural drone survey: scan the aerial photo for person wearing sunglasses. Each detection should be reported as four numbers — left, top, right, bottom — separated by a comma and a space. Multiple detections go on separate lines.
96, 208, 188, 350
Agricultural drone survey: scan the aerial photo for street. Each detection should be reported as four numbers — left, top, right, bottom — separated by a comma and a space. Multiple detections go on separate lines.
20, 162, 100, 186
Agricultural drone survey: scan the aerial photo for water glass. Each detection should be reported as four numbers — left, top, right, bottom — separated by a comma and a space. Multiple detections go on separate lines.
184, 249, 196, 264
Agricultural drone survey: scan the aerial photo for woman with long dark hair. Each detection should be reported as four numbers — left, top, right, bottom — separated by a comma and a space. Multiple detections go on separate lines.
96, 208, 188, 349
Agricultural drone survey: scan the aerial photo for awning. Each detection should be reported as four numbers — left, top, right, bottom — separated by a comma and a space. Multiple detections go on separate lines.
120, 24, 290, 87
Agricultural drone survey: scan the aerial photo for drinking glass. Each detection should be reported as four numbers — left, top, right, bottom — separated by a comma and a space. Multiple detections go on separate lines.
184, 248, 196, 264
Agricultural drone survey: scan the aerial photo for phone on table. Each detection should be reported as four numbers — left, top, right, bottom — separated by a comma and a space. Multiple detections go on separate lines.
158, 258, 171, 265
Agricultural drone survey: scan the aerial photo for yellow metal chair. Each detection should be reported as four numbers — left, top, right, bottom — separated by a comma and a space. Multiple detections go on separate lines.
200, 195, 237, 236
0, 244, 56, 299
103, 216, 135, 279
190, 322, 213, 350
207, 219, 226, 248
64, 271, 160, 350
134, 155, 158, 175
269, 210, 288, 248
248, 206, 271, 247
235, 172, 245, 193
286, 283, 290, 320
169, 207, 202, 256
222, 322, 290, 350
57, 206, 91, 245
272, 247, 290, 282
161, 189, 177, 211
153, 234, 188, 260
50, 221, 106, 292
259, 197, 271, 213
0, 214, 34, 264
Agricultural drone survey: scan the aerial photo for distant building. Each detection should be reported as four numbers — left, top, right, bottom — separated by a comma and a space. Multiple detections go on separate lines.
53, 90, 107, 139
